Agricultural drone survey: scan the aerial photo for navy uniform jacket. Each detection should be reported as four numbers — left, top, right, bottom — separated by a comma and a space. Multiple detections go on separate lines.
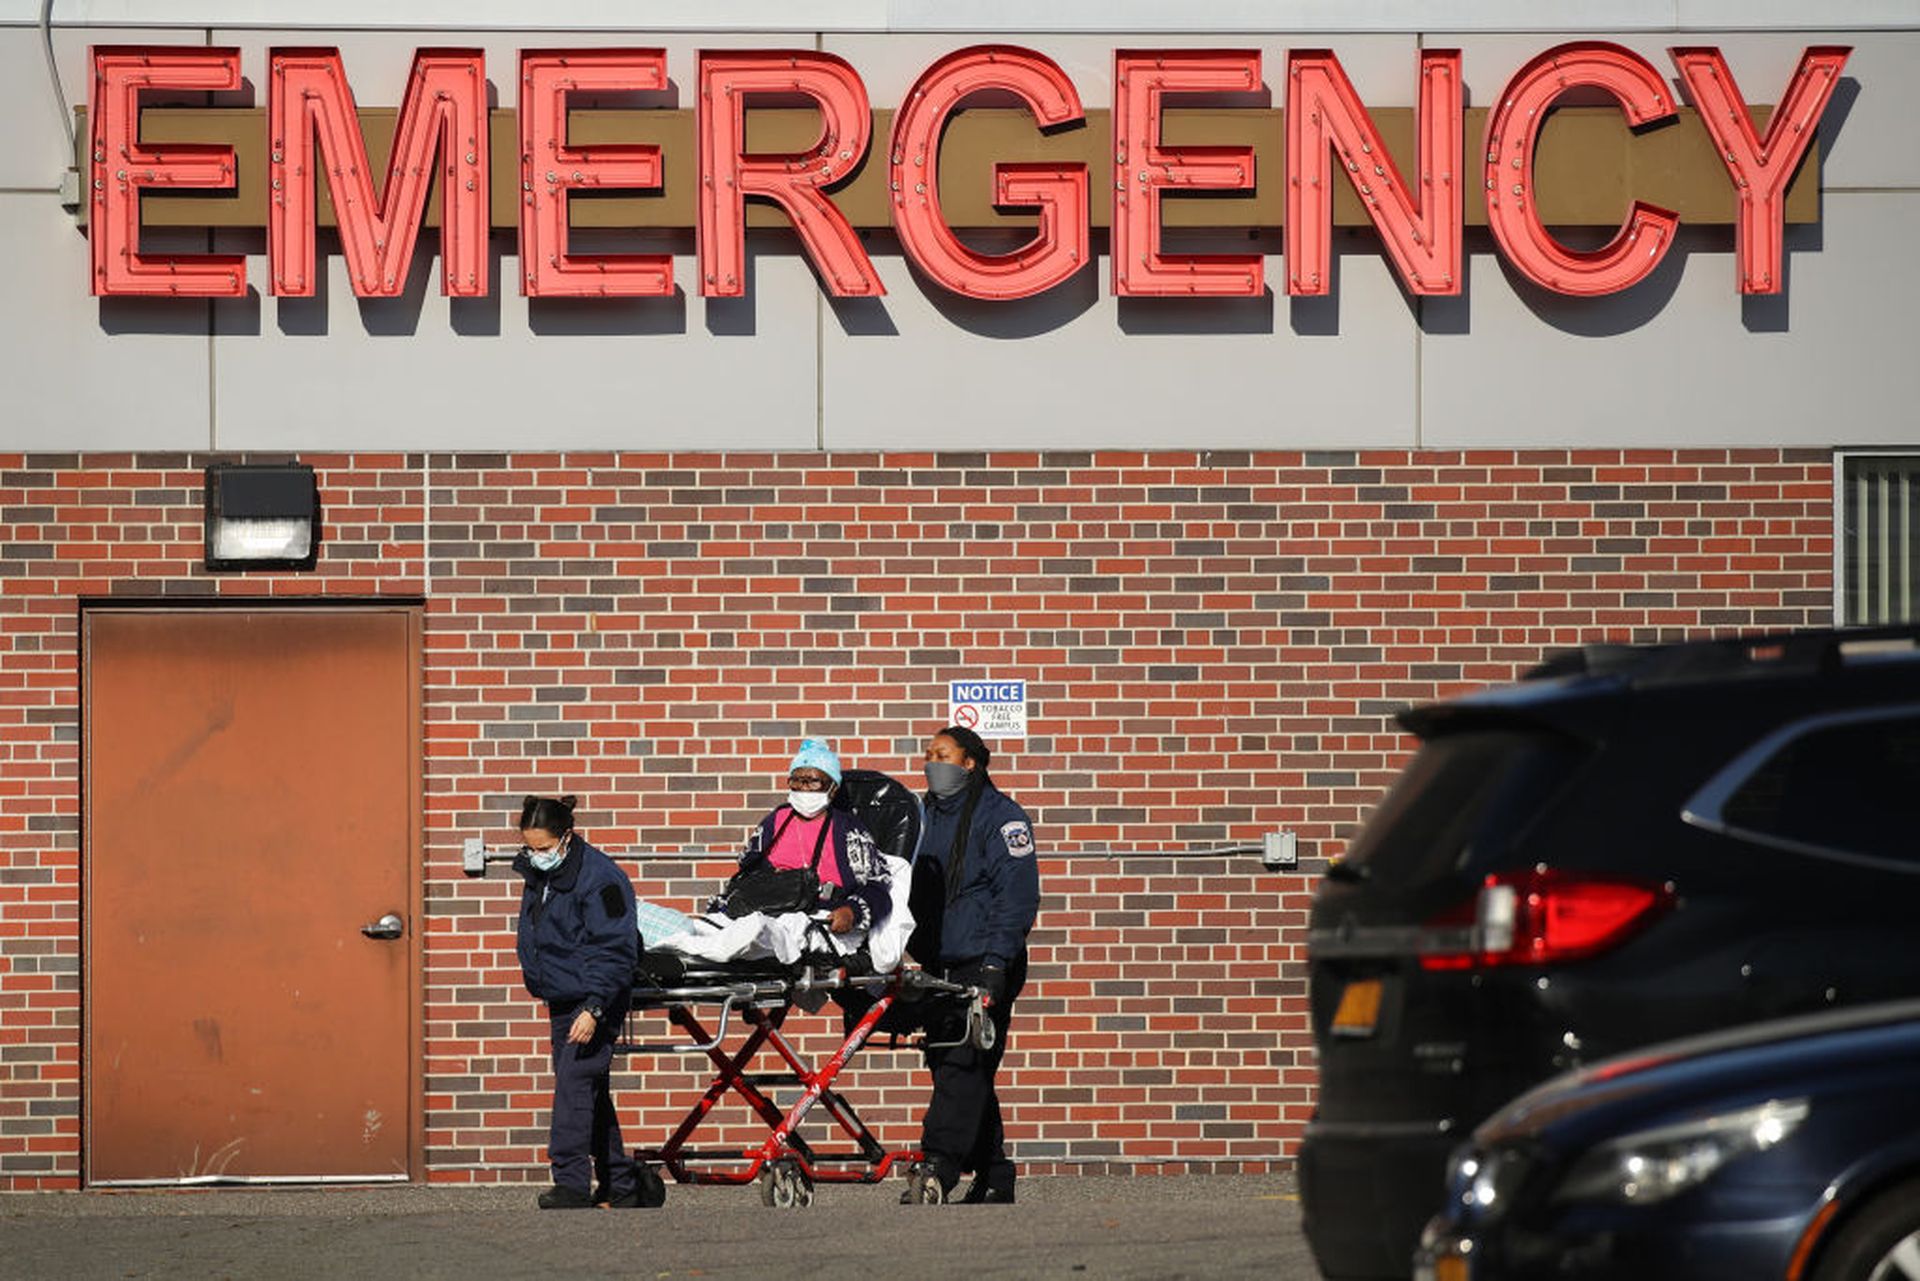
513, 837, 638, 1014
915, 781, 1040, 969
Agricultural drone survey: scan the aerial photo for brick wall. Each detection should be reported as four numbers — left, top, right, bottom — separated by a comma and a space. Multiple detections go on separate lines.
0, 448, 1834, 1190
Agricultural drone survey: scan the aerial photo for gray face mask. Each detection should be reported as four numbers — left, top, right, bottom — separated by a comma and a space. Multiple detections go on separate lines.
924, 761, 972, 799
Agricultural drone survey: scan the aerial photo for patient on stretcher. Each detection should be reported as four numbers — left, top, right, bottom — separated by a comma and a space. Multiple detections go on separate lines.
635, 745, 919, 974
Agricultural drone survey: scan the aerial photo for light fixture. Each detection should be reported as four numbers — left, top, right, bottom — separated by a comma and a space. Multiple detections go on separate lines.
203, 463, 319, 571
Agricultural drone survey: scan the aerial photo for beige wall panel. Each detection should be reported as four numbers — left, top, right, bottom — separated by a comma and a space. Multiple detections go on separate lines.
826, 30, 1419, 108
208, 234, 821, 450
0, 25, 203, 191
0, 194, 211, 448
1419, 192, 1920, 447
1675, 30, 1920, 191
819, 241, 1420, 449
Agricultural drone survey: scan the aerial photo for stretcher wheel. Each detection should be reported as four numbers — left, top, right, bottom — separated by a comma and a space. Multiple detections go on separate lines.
971, 1004, 997, 1051
759, 1158, 813, 1209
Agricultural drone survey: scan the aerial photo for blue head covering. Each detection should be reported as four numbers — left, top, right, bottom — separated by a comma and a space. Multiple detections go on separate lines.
789, 737, 842, 785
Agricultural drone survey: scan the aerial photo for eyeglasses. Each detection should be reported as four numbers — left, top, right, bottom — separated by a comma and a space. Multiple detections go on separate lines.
787, 775, 831, 792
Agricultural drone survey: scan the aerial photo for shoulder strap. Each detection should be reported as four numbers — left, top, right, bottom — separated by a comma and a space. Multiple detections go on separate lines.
808, 811, 833, 873
767, 809, 796, 851
769, 807, 832, 873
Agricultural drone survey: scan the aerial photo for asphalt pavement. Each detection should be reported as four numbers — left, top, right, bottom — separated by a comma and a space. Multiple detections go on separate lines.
0, 1173, 1323, 1280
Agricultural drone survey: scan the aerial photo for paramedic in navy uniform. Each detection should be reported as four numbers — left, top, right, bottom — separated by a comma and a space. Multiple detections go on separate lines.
511, 794, 644, 1209
909, 725, 1041, 1204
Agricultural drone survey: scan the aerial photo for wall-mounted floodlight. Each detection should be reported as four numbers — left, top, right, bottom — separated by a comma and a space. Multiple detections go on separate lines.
203, 463, 319, 571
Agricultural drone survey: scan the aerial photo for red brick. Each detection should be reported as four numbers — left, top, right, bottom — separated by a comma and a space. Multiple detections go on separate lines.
0, 448, 1835, 1188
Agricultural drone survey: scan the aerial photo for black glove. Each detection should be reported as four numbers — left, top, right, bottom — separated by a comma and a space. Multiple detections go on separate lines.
974, 964, 1007, 1006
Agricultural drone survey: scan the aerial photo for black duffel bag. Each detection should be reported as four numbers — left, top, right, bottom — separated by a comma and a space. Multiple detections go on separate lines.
721, 863, 821, 918
720, 806, 832, 919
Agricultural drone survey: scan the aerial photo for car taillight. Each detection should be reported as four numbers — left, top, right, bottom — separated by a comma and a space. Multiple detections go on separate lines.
1418, 869, 1673, 971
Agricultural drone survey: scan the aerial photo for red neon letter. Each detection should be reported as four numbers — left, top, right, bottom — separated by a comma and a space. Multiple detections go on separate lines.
1484, 43, 1679, 297
89, 47, 245, 298
1112, 50, 1262, 298
520, 49, 672, 298
269, 49, 489, 298
1286, 49, 1462, 296
698, 51, 880, 298
889, 45, 1088, 300
1671, 45, 1851, 295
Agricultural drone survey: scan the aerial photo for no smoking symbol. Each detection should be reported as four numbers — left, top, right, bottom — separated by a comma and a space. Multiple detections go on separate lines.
954, 704, 980, 728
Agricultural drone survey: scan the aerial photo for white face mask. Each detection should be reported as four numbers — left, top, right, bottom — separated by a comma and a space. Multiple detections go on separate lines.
787, 791, 832, 818
526, 837, 567, 872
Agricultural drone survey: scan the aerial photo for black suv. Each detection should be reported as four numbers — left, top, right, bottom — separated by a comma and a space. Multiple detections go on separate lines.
1298, 626, 1920, 1279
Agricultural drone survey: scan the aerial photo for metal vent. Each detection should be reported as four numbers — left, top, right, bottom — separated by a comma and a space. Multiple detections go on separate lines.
1842, 453, 1920, 625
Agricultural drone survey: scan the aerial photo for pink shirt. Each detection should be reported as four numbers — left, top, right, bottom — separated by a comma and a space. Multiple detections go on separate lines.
766, 810, 844, 888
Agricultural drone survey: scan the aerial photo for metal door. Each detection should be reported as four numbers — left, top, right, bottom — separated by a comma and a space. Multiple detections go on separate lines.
84, 607, 421, 1184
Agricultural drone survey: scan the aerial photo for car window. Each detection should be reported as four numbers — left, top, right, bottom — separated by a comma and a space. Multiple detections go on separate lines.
1719, 712, 1920, 863
1340, 729, 1585, 889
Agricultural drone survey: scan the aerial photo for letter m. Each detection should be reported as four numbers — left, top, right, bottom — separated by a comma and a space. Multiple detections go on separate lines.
269, 48, 490, 297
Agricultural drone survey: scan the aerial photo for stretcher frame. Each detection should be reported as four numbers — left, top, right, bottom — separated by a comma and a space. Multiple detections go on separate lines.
615, 954, 990, 1205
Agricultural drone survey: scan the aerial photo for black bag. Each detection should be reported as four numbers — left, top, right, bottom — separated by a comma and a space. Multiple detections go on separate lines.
721, 808, 832, 919
722, 864, 820, 918
831, 768, 923, 862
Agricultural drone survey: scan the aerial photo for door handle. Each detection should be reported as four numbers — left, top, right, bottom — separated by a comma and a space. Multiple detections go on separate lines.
361, 912, 405, 940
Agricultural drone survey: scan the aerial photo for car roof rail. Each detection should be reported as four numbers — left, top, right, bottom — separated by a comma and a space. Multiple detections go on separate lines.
1525, 643, 1643, 680
1525, 624, 1920, 686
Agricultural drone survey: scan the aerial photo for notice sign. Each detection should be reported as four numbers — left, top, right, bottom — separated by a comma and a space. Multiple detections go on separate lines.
948, 679, 1028, 739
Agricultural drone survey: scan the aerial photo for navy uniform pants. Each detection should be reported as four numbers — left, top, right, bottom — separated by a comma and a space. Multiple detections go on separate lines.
920, 955, 1027, 1191
548, 999, 636, 1200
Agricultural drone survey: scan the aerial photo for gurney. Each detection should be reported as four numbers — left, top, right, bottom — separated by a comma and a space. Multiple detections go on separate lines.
615, 769, 987, 1206
616, 942, 991, 1205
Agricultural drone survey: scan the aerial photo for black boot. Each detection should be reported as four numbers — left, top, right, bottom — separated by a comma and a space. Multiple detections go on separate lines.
960, 1178, 1016, 1204
537, 1184, 596, 1209
961, 1158, 1017, 1204
606, 1166, 668, 1208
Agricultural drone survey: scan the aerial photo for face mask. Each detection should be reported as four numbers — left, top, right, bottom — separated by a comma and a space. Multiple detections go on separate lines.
527, 840, 566, 872
787, 790, 832, 818
924, 761, 972, 798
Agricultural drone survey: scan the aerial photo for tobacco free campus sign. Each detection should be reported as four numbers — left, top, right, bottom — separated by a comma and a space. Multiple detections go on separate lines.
949, 680, 1028, 740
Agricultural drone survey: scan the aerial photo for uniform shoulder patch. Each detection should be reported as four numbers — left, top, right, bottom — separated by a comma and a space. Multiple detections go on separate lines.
1000, 820, 1034, 857
600, 884, 627, 919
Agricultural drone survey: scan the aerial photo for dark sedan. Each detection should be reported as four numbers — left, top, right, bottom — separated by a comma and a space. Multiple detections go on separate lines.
1414, 1000, 1920, 1281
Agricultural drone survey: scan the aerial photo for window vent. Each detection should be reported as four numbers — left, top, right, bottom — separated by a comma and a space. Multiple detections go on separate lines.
1842, 453, 1920, 625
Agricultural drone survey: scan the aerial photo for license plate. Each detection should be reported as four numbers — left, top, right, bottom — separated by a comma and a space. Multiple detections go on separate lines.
1330, 977, 1384, 1038
1414, 1256, 1473, 1281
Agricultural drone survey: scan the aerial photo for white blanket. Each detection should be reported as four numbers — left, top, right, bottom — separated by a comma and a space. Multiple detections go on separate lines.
648, 854, 916, 972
